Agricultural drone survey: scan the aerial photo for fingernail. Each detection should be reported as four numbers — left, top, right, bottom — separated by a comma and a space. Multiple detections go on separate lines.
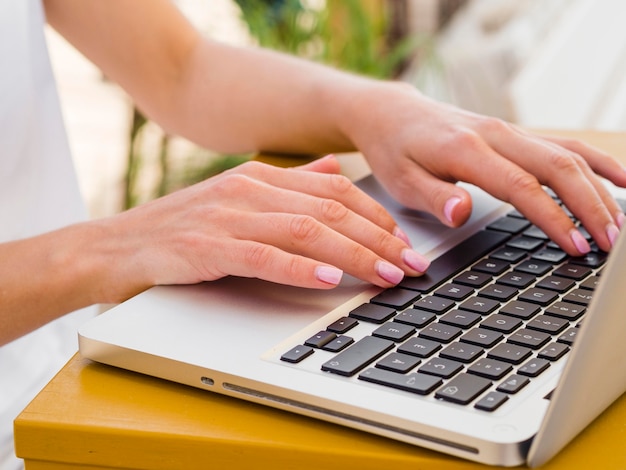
570, 229, 590, 255
617, 212, 626, 229
375, 260, 404, 285
402, 248, 430, 273
315, 266, 343, 285
393, 226, 412, 247
606, 223, 620, 247
444, 196, 462, 224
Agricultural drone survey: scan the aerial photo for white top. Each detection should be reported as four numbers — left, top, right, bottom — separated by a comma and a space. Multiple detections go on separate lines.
0, 1, 96, 468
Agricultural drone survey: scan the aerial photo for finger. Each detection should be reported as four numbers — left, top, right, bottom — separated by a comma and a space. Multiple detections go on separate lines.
370, 156, 473, 228
295, 153, 342, 174
227, 179, 430, 276
211, 238, 345, 289
431, 130, 585, 255
232, 160, 403, 240
226, 211, 414, 287
484, 124, 619, 251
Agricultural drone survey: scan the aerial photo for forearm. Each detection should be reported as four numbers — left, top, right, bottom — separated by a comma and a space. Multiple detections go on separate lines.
0, 221, 149, 346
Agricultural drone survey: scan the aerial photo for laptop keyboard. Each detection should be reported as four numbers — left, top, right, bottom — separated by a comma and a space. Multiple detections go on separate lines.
280, 194, 619, 412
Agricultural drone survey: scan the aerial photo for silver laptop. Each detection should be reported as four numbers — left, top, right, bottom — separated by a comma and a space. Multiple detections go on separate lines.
78, 174, 626, 467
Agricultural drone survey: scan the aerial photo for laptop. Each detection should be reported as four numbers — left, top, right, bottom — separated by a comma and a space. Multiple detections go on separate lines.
78, 171, 626, 467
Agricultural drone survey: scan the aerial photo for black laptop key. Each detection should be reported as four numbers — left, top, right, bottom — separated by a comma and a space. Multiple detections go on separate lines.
398, 230, 510, 292
506, 236, 543, 251
371, 287, 421, 309
538, 342, 570, 361
518, 358, 550, 377
472, 258, 510, 275
322, 335, 354, 353
413, 295, 455, 313
397, 337, 441, 358
439, 343, 484, 363
453, 270, 492, 288
439, 310, 482, 329
490, 247, 527, 263
419, 357, 464, 379
321, 336, 394, 376
458, 296, 500, 315
375, 352, 421, 373
327, 316, 359, 334
475, 391, 509, 411
304, 330, 337, 348
480, 314, 523, 334
478, 284, 518, 301
536, 275, 576, 293
579, 275, 600, 291
394, 309, 436, 328
372, 322, 415, 342
349, 303, 396, 324
531, 248, 568, 264
435, 373, 492, 405
570, 252, 607, 268
460, 328, 504, 348
497, 271, 536, 289
557, 327, 579, 346
552, 264, 592, 280
546, 302, 587, 321
487, 216, 531, 234
488, 343, 532, 364
518, 288, 559, 306
280, 345, 314, 363
499, 300, 541, 320
434, 283, 474, 301
562, 288, 593, 306
515, 260, 552, 276
507, 328, 551, 349
468, 358, 512, 380
359, 368, 442, 395
523, 226, 549, 240
497, 374, 530, 394
527, 315, 570, 334
419, 323, 462, 343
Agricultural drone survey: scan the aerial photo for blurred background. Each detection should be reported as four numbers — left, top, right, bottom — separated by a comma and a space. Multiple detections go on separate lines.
46, 0, 626, 219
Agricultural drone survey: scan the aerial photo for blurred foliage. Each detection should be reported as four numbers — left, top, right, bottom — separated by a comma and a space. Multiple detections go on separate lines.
123, 0, 427, 209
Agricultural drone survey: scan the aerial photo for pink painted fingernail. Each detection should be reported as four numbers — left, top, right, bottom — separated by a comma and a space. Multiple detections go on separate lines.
375, 260, 404, 285
315, 266, 343, 285
402, 249, 430, 273
570, 229, 590, 255
444, 196, 462, 224
616, 212, 626, 229
393, 226, 412, 247
606, 223, 620, 247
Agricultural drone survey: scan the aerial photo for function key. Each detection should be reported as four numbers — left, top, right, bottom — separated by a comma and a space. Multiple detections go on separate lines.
327, 316, 359, 334
487, 216, 531, 234
475, 391, 509, 411
280, 345, 314, 363
507, 236, 543, 251
349, 303, 396, 324
371, 287, 421, 309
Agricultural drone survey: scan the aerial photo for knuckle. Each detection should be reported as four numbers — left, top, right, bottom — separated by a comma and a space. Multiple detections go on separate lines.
318, 198, 350, 224
480, 116, 511, 134
289, 215, 323, 243
445, 128, 483, 153
328, 173, 354, 195
506, 169, 540, 196
212, 173, 254, 195
243, 243, 274, 271
546, 149, 581, 173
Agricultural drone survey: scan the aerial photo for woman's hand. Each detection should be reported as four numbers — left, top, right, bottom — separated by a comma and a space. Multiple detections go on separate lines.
343, 83, 626, 256
99, 156, 431, 302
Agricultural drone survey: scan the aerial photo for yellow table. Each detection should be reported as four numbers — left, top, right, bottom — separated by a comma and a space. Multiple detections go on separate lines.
14, 130, 626, 469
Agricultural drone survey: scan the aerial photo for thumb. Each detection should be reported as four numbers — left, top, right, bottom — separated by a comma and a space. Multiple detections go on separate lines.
387, 167, 473, 228
296, 154, 342, 175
